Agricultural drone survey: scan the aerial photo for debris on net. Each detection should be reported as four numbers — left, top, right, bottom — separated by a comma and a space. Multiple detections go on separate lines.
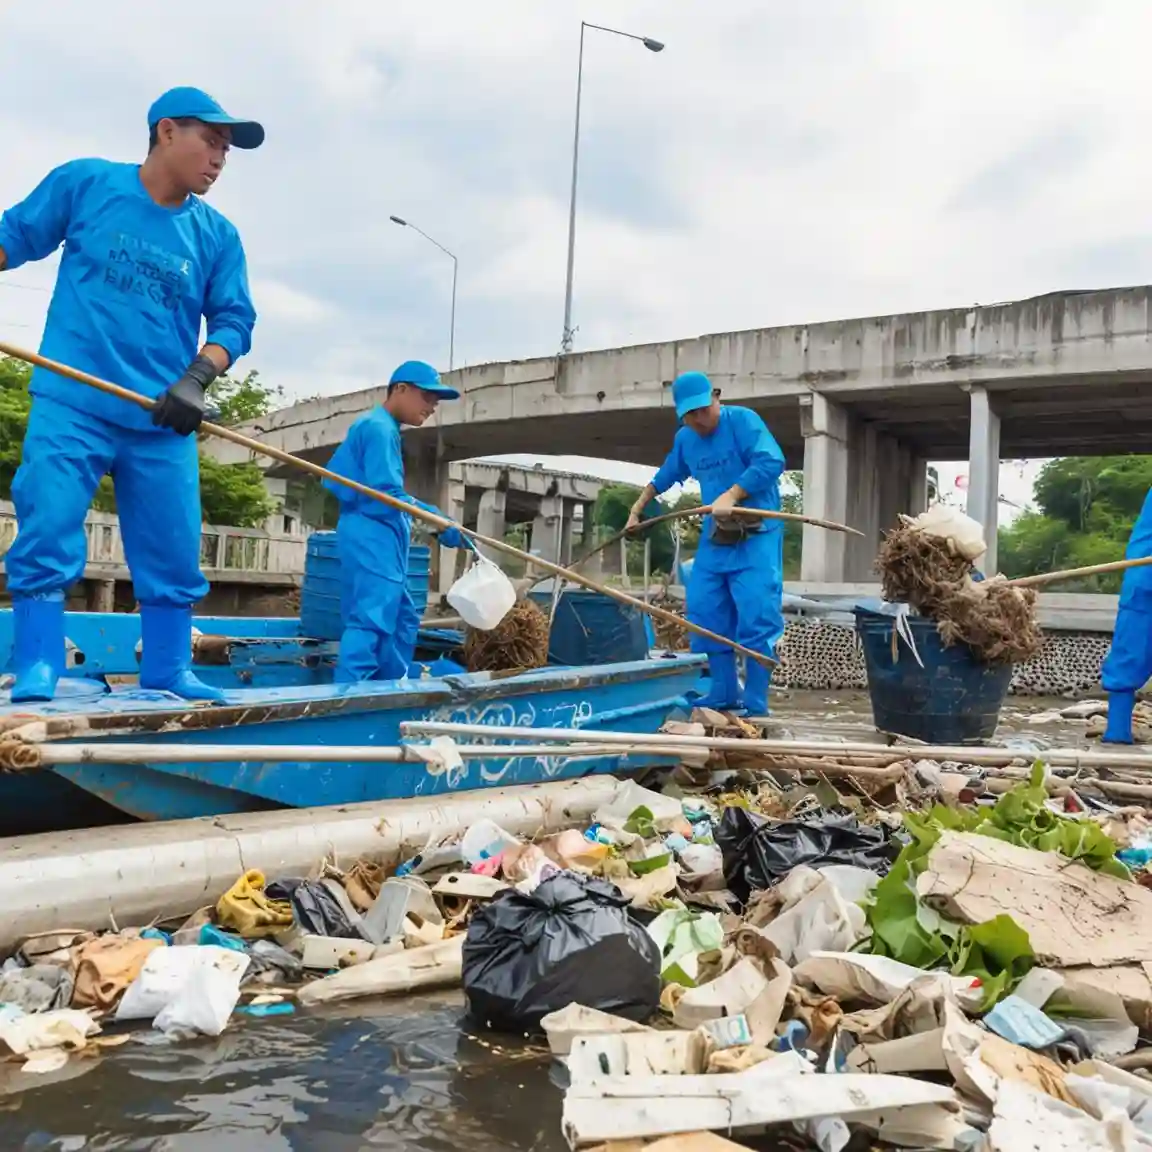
462, 598, 551, 672
876, 514, 1044, 664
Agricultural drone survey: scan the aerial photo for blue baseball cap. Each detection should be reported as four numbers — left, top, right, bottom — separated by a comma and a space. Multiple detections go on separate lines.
672, 371, 715, 419
389, 360, 460, 400
147, 87, 265, 150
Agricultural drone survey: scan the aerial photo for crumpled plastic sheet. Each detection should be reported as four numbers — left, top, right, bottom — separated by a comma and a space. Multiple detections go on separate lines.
0, 964, 74, 1014
717, 807, 903, 903
265, 879, 364, 940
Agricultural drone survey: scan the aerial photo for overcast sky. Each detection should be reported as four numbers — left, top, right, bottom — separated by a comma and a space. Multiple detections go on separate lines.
1, 0, 1145, 514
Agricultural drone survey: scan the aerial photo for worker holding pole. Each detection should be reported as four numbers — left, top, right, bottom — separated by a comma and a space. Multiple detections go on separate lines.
626, 371, 786, 717
1100, 488, 1152, 743
322, 360, 471, 683
0, 87, 264, 704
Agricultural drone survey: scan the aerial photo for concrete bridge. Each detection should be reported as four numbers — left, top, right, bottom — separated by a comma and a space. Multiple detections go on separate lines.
206, 286, 1152, 581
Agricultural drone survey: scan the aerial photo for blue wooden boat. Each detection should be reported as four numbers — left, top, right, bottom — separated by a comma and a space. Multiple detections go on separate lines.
0, 606, 703, 830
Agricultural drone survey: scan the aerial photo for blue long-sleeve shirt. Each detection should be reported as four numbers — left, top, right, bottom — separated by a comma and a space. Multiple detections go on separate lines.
323, 406, 441, 551
651, 405, 786, 572
0, 158, 256, 432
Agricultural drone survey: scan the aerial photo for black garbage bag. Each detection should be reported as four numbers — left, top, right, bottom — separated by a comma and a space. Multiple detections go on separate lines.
266, 878, 364, 940
462, 871, 662, 1032
717, 806, 902, 904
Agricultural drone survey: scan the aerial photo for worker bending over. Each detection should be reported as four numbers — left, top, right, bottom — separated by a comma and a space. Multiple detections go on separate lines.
627, 371, 785, 716
1101, 488, 1152, 743
0, 88, 262, 703
323, 361, 470, 683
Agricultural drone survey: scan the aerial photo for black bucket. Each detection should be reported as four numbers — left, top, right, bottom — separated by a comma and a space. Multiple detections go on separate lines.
854, 607, 1013, 745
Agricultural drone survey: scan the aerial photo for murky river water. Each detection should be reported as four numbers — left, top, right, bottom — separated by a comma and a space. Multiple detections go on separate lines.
4, 992, 567, 1151
1, 690, 1106, 1149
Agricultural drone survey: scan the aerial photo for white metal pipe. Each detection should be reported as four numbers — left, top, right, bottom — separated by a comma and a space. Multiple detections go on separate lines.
23, 741, 699, 767
400, 720, 1152, 771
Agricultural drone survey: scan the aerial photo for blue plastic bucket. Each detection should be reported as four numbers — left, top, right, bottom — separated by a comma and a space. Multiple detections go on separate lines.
300, 532, 432, 641
528, 590, 656, 665
854, 607, 1012, 745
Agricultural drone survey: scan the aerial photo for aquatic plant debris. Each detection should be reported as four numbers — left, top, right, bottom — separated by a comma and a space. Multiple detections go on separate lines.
877, 517, 1043, 664
462, 597, 550, 672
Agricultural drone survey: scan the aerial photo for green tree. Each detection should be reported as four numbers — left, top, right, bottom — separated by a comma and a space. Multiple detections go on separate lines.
207, 369, 284, 426
0, 358, 32, 499
592, 482, 678, 573
998, 455, 1152, 592
0, 355, 277, 528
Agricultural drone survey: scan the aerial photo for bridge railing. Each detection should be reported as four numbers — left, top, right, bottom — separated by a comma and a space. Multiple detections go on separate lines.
0, 500, 308, 578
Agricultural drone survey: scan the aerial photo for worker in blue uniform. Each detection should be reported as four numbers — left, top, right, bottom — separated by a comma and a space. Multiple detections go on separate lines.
627, 371, 786, 717
1101, 488, 1152, 743
323, 361, 471, 683
0, 87, 263, 704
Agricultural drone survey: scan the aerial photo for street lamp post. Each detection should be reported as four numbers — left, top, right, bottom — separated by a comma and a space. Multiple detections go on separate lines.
561, 21, 664, 356
389, 215, 458, 371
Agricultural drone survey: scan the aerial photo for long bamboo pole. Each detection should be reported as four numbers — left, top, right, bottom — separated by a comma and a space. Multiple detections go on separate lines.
0, 343, 773, 668
570, 504, 864, 575
1002, 555, 1152, 589
400, 720, 1152, 770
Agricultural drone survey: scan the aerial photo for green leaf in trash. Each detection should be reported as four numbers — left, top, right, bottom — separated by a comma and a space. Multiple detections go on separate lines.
629, 851, 673, 876
948, 914, 1035, 1012
866, 850, 949, 970
624, 805, 658, 838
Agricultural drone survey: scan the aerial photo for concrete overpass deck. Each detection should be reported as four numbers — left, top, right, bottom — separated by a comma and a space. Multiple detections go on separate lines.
208, 286, 1152, 581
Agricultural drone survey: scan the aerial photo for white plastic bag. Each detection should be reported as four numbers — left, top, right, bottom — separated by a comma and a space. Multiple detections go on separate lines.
447, 556, 517, 630
116, 945, 249, 1036
903, 505, 987, 562
153, 957, 247, 1037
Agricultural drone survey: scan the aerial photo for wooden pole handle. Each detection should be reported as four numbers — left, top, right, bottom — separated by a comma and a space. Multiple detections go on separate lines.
0, 342, 776, 667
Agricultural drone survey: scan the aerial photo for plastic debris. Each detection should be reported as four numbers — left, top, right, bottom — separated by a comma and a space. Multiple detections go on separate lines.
463, 873, 661, 1031
116, 945, 250, 1037
716, 807, 900, 903
215, 869, 294, 938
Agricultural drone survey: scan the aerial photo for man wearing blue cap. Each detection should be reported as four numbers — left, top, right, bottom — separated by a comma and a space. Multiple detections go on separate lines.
0, 87, 264, 704
1100, 488, 1152, 744
627, 371, 786, 717
323, 361, 471, 683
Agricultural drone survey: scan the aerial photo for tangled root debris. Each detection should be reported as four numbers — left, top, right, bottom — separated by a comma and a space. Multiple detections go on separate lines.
649, 591, 690, 651
463, 598, 551, 673
876, 522, 1043, 665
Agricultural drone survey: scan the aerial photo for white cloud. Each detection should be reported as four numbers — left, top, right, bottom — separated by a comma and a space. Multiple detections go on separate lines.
249, 279, 336, 325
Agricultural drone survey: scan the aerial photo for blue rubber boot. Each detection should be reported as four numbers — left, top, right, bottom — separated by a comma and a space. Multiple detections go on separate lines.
11, 593, 65, 703
743, 659, 772, 720
1103, 691, 1136, 745
696, 652, 742, 712
139, 605, 225, 703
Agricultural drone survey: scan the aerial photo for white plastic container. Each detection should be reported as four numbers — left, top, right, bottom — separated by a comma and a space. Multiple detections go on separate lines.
460, 818, 521, 866
447, 556, 517, 630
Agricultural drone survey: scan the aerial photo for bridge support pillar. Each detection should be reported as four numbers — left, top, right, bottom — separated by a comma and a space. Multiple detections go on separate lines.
531, 496, 563, 567
476, 489, 507, 564
801, 395, 929, 582
800, 395, 849, 582
405, 445, 454, 602
966, 386, 1001, 576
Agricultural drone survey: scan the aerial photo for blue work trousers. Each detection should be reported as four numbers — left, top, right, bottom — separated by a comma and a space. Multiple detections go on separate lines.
6, 398, 207, 605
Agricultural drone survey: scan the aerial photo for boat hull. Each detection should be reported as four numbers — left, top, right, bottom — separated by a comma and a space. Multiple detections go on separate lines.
0, 656, 702, 822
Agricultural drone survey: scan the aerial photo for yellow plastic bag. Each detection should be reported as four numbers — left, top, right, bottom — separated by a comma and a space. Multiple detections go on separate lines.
215, 869, 294, 938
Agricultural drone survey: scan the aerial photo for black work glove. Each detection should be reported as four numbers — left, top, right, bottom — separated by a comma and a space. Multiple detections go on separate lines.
152, 354, 218, 437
